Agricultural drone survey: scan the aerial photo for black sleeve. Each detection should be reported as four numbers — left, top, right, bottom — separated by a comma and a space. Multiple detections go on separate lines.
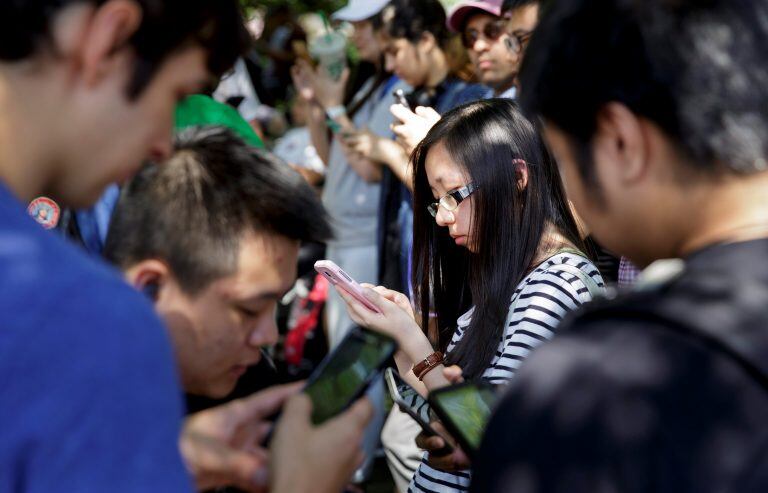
470, 318, 768, 493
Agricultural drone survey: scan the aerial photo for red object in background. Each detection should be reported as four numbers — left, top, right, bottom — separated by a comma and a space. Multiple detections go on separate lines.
284, 273, 328, 366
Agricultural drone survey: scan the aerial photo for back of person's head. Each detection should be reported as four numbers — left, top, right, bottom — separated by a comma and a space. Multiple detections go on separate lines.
411, 98, 584, 379
105, 127, 332, 295
386, 0, 449, 46
520, 0, 768, 179
0, 0, 250, 98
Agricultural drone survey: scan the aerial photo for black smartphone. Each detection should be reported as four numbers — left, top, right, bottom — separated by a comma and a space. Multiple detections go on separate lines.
384, 368, 454, 455
304, 327, 397, 425
427, 381, 499, 458
393, 88, 412, 110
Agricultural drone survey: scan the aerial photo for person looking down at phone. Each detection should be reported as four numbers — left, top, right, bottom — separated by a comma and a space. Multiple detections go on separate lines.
290, 0, 409, 349
291, 0, 410, 484
342, 0, 487, 189
335, 99, 605, 492
104, 127, 373, 493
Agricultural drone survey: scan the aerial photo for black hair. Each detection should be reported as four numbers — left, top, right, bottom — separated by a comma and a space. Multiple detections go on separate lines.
519, 0, 768, 178
411, 99, 585, 379
386, 0, 450, 45
105, 126, 332, 295
0, 0, 251, 99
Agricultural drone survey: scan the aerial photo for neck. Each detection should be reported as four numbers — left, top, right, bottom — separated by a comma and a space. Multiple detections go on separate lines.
424, 48, 449, 88
492, 77, 516, 97
532, 222, 575, 266
0, 69, 56, 202
675, 171, 768, 256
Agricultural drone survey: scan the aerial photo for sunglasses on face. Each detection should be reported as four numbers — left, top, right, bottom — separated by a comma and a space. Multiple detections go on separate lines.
504, 30, 534, 54
462, 19, 508, 49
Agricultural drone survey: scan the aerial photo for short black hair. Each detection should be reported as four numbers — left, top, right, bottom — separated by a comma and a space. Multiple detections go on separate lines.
0, 0, 251, 98
105, 127, 332, 295
520, 0, 768, 178
386, 0, 449, 45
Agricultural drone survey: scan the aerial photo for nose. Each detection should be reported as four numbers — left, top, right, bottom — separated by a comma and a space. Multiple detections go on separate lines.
473, 37, 490, 52
434, 206, 455, 227
248, 311, 279, 348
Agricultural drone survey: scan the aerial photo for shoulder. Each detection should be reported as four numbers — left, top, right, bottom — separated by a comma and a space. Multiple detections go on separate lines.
474, 311, 768, 492
516, 253, 604, 309
0, 205, 178, 393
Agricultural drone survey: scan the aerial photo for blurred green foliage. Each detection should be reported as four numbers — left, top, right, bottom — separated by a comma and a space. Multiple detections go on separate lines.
240, 0, 346, 16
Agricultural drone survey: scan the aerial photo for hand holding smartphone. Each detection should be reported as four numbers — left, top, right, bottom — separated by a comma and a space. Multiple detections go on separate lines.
393, 89, 412, 110
315, 260, 381, 314
304, 327, 396, 425
427, 382, 500, 458
384, 368, 454, 456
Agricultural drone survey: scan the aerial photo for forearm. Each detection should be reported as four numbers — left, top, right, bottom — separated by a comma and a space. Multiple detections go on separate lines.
382, 152, 413, 192
343, 154, 382, 183
306, 102, 331, 165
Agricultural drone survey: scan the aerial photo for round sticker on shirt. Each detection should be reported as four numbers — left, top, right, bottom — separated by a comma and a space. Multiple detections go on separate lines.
27, 197, 61, 229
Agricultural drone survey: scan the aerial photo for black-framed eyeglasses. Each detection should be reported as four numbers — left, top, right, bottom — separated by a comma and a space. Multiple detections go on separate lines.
427, 184, 478, 218
503, 30, 534, 54
462, 18, 508, 49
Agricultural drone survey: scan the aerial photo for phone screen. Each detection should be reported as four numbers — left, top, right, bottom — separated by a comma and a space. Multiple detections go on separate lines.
385, 368, 429, 419
430, 384, 498, 452
304, 328, 396, 425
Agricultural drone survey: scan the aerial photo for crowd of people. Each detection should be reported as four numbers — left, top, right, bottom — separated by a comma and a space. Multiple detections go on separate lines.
1, 0, 767, 492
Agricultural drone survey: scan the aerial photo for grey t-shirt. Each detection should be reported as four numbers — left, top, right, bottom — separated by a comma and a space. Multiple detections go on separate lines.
322, 76, 409, 247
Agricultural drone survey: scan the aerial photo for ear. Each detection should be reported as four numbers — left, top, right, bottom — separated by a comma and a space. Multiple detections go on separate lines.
593, 102, 648, 185
124, 259, 171, 302
418, 31, 437, 53
77, 0, 143, 87
513, 158, 529, 190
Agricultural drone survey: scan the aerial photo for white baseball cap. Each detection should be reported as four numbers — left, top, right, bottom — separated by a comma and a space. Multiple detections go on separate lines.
332, 0, 391, 22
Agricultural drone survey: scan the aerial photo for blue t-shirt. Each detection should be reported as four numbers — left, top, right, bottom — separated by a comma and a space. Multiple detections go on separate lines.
0, 181, 192, 492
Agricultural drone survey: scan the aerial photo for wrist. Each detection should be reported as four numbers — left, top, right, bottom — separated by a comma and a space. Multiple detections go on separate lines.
401, 331, 436, 366
325, 105, 346, 120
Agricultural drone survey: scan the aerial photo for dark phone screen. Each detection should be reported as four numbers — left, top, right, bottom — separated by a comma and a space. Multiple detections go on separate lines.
304, 329, 396, 424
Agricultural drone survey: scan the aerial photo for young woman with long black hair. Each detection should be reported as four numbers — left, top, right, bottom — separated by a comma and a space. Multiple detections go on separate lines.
336, 99, 605, 491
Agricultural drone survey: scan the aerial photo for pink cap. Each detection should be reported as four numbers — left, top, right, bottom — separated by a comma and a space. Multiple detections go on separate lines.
446, 0, 504, 33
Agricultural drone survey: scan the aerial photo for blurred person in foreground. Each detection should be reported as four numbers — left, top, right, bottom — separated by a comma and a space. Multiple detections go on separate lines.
471, 0, 768, 492
0, 1, 371, 492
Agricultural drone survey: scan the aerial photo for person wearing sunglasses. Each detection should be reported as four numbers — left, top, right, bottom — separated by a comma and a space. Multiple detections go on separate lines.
447, 0, 523, 99
334, 99, 604, 492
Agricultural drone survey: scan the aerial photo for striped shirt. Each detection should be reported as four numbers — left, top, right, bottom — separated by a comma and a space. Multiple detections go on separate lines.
409, 252, 604, 492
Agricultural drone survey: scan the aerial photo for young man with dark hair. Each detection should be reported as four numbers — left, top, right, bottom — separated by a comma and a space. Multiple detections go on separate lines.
0, 2, 371, 491
471, 0, 768, 492
105, 127, 372, 492
105, 127, 331, 399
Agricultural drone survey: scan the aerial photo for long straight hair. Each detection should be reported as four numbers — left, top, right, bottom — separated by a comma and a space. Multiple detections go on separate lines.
411, 99, 585, 379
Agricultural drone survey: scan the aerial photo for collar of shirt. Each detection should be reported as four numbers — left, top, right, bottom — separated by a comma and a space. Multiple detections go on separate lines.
484, 85, 517, 100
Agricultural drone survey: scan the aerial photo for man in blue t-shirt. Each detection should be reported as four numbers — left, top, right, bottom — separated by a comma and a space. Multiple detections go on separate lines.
0, 2, 372, 492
